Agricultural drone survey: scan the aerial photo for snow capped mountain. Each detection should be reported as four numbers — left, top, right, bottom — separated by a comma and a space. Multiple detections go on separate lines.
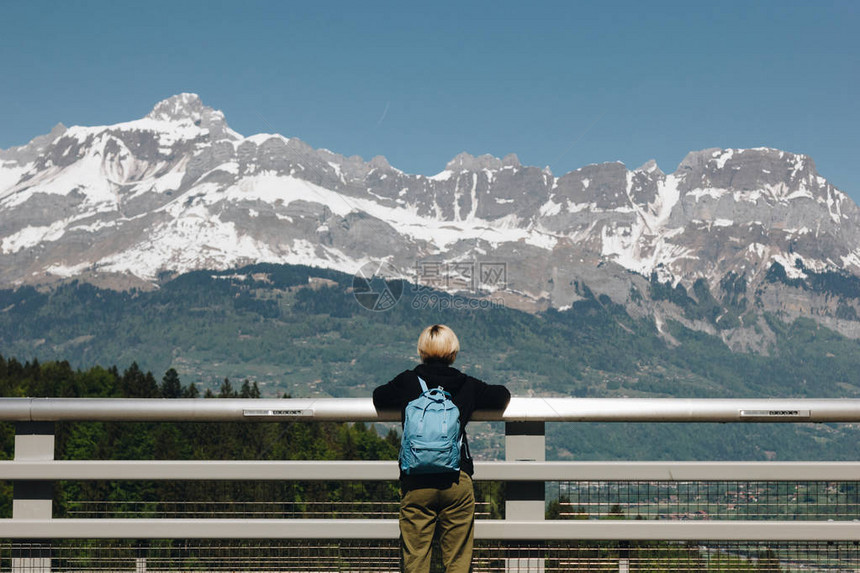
3, 93, 860, 343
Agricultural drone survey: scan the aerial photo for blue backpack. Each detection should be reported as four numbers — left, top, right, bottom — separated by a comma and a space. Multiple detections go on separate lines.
399, 376, 462, 475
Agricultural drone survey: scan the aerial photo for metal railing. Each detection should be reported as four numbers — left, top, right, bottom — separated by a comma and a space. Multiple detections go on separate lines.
2, 396, 860, 571
3, 395, 860, 422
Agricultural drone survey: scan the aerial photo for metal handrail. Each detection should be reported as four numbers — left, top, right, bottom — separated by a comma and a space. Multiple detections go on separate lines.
3, 460, 860, 481
1, 396, 859, 422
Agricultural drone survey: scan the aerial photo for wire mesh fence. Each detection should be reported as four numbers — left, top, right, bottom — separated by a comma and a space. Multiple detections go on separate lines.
63, 499, 401, 520
55, 480, 499, 520
4, 540, 860, 572
549, 481, 860, 521
474, 541, 860, 572
62, 499, 496, 520
5, 479, 857, 571
55, 480, 860, 521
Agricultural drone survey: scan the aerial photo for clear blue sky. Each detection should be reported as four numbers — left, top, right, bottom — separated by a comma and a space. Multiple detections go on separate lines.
2, 1, 858, 198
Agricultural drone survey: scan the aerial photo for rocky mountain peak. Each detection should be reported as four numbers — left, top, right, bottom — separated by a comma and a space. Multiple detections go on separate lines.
501, 153, 521, 168
145, 93, 236, 139
0, 122, 68, 163
676, 148, 723, 172
446, 152, 509, 172
635, 159, 664, 176
146, 93, 207, 121
368, 155, 392, 170
674, 147, 823, 197
47, 122, 68, 139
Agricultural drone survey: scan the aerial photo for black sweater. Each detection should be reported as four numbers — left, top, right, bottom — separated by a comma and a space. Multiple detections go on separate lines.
372, 361, 511, 476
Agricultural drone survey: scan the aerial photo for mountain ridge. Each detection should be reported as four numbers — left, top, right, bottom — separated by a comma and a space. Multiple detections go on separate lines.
3, 93, 860, 349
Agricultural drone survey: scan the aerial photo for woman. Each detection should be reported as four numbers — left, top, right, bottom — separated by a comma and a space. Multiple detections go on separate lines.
373, 324, 511, 573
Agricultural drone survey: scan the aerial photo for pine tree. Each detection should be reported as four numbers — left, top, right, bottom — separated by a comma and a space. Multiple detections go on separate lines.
121, 362, 158, 397
240, 379, 252, 398
183, 382, 200, 398
160, 368, 182, 398
219, 378, 237, 398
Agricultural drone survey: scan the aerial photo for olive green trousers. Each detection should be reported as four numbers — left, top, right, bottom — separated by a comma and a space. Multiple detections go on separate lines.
399, 471, 475, 573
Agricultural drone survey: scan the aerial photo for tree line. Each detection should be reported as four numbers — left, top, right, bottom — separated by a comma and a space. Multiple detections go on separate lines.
0, 355, 402, 519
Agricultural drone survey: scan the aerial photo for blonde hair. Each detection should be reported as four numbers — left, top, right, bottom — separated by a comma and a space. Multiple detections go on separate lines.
417, 324, 460, 365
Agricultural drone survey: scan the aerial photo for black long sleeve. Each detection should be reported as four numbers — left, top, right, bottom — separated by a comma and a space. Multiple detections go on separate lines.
373, 362, 510, 422
373, 362, 510, 477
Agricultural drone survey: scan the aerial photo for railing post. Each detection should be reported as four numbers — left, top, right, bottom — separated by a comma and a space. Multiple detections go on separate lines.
504, 421, 545, 520
618, 541, 630, 573
136, 545, 148, 573
12, 422, 55, 573
505, 421, 546, 572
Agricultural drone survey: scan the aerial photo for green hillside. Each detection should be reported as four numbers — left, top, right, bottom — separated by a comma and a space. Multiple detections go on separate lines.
2, 263, 860, 461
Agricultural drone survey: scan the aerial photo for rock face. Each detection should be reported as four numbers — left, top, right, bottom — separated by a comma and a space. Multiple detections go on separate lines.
3, 93, 860, 345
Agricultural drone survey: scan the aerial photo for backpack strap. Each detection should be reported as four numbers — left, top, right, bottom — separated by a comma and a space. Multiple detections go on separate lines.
417, 376, 429, 393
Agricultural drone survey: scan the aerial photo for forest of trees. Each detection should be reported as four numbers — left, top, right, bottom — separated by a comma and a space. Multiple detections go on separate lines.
0, 356, 406, 520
